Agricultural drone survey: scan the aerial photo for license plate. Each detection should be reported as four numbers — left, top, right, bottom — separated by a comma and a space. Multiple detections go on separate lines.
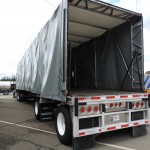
110, 114, 120, 122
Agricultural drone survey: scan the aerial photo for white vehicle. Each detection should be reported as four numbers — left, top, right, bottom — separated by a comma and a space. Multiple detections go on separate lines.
16, 0, 149, 149
0, 81, 13, 95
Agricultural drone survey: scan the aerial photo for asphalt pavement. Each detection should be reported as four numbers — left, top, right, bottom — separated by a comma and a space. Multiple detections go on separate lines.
0, 94, 150, 150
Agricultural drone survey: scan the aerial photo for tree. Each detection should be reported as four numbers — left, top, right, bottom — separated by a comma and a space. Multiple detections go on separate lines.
0, 75, 16, 81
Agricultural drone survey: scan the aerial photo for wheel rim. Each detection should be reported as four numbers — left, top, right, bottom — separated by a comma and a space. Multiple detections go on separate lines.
35, 102, 38, 115
57, 112, 65, 136
17, 94, 19, 100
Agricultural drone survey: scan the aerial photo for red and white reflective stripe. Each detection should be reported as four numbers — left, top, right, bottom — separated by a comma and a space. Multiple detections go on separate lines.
79, 97, 85, 101
79, 132, 85, 136
133, 122, 139, 126
107, 126, 116, 131
106, 96, 115, 99
78, 93, 148, 102
79, 120, 148, 137
120, 95, 128, 98
91, 96, 101, 100
121, 124, 129, 128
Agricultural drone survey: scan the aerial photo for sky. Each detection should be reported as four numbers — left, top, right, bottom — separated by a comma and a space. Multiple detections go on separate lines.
0, 0, 149, 77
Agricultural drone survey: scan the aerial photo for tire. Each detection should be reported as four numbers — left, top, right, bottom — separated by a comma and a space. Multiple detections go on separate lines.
55, 106, 72, 145
16, 92, 23, 102
3, 90, 9, 95
34, 99, 41, 120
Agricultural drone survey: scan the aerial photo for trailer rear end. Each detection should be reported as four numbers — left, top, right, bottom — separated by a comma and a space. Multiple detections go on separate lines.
66, 1, 149, 148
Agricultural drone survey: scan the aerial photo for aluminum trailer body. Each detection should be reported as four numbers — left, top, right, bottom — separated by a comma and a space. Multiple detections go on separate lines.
16, 0, 149, 149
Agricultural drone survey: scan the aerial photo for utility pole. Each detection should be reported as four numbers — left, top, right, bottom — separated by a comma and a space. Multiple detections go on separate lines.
136, 0, 141, 13
135, 0, 139, 12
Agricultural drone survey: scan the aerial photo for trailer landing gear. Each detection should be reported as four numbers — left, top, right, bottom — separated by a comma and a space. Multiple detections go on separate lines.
34, 99, 55, 121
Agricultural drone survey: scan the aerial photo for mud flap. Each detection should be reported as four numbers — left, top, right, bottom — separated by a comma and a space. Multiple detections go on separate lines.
132, 125, 147, 137
73, 135, 95, 150
131, 111, 147, 137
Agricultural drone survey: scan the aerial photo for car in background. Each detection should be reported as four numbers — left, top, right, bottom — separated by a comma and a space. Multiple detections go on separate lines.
0, 81, 16, 95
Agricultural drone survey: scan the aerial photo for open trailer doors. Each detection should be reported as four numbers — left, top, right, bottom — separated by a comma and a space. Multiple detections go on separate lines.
67, 0, 144, 92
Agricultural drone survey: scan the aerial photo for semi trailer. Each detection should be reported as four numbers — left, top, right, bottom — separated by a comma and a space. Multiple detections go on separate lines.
16, 0, 149, 149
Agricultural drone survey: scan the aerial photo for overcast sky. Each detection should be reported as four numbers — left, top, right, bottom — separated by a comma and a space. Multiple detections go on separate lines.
0, 0, 149, 77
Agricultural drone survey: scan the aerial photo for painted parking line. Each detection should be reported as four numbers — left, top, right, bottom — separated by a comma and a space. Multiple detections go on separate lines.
0, 120, 56, 135
95, 141, 136, 150
0, 120, 136, 150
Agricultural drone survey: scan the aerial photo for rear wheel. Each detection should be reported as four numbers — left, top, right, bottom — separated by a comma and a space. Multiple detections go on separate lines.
55, 106, 72, 145
34, 99, 41, 120
16, 92, 23, 102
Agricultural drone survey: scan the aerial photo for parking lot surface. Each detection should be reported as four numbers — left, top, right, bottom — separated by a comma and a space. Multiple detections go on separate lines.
0, 94, 150, 150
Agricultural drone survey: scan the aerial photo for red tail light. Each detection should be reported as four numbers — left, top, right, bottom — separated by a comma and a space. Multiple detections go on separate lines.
136, 102, 140, 108
87, 106, 92, 113
119, 102, 122, 107
110, 103, 113, 107
115, 103, 118, 107
94, 105, 99, 112
80, 107, 85, 113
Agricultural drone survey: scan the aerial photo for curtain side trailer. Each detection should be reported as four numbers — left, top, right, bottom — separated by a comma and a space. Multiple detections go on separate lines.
16, 0, 149, 149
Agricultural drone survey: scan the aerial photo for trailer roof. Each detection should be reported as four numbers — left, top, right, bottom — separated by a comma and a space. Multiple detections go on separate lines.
68, 0, 142, 48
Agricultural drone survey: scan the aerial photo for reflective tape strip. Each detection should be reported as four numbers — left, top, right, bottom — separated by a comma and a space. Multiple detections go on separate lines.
120, 95, 128, 98
132, 93, 148, 98
106, 96, 115, 99
91, 96, 101, 100
79, 132, 85, 136
107, 126, 116, 131
133, 122, 139, 126
132, 95, 140, 98
121, 124, 129, 128
78, 93, 148, 102
78, 120, 148, 137
79, 97, 85, 101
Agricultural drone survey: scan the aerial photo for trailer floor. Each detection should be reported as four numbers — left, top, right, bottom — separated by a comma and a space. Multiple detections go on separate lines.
71, 89, 143, 96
